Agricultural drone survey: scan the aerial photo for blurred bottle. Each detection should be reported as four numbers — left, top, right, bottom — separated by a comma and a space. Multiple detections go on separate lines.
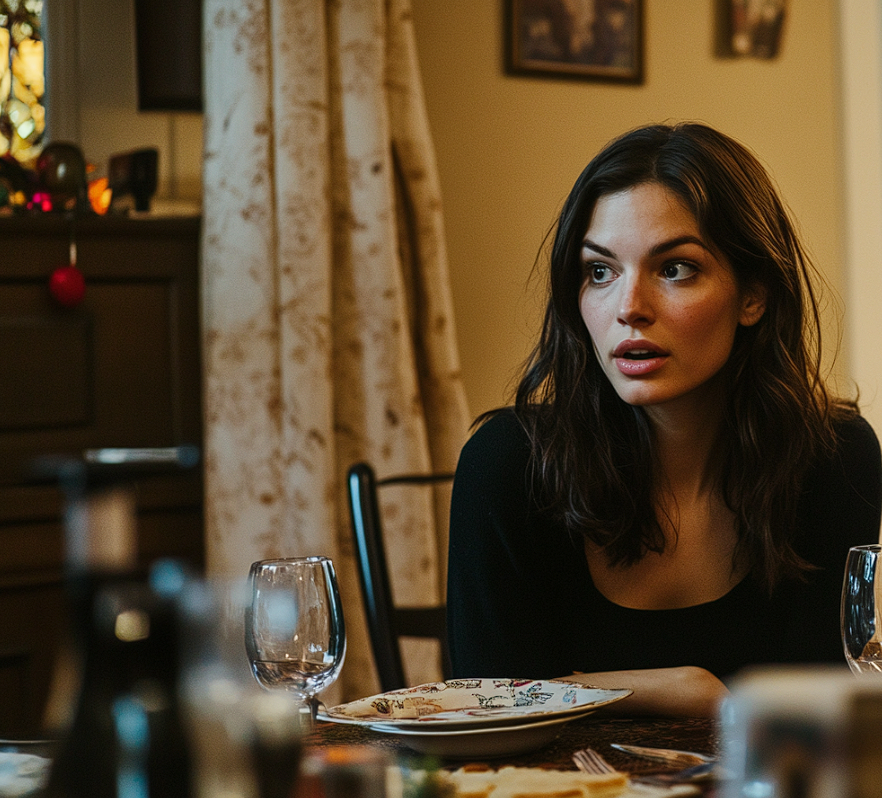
848, 688, 882, 798
299, 747, 390, 798
35, 449, 198, 798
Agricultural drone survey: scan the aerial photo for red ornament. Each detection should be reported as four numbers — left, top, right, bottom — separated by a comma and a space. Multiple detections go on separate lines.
50, 263, 86, 307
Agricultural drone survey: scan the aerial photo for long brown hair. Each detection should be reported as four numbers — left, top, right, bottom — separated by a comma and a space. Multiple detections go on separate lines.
511, 122, 850, 591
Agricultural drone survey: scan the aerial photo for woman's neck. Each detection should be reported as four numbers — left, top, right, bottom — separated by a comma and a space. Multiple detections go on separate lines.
644, 388, 727, 500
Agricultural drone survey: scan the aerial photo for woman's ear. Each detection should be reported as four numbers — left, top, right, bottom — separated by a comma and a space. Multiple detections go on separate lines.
739, 283, 767, 327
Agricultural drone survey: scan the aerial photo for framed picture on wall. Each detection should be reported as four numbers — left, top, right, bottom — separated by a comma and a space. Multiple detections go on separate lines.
507, 0, 643, 84
727, 0, 786, 59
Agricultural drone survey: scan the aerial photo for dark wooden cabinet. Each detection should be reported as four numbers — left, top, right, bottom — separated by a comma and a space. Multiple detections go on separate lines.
0, 214, 204, 736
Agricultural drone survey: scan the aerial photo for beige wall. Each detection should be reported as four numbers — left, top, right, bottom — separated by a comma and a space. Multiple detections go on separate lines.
411, 0, 846, 417
840, 1, 882, 436
74, 0, 203, 204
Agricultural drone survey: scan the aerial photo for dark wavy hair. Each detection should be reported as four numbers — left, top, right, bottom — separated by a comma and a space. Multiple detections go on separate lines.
510, 122, 851, 591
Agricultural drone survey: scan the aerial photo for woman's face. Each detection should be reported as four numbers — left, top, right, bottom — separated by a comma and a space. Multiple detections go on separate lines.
578, 182, 765, 415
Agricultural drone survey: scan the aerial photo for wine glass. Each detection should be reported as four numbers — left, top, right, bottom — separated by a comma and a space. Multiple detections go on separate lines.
245, 557, 346, 721
842, 544, 882, 674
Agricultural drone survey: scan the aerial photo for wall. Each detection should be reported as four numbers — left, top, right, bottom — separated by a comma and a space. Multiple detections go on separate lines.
839, 1, 882, 437
411, 0, 847, 418
74, 0, 203, 205
70, 1, 848, 420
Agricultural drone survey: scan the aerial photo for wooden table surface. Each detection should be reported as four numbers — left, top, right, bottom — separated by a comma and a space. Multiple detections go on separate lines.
305, 712, 719, 779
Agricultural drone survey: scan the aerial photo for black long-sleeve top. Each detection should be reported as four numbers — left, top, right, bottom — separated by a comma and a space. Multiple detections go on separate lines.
447, 409, 882, 681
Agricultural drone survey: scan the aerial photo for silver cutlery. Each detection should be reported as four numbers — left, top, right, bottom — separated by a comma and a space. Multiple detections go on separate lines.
637, 762, 716, 785
572, 747, 619, 776
572, 747, 705, 792
610, 743, 716, 768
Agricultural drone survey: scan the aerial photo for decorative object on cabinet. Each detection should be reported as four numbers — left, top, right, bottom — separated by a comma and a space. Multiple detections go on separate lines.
506, 0, 643, 84
2, 141, 92, 214
108, 148, 159, 213
35, 143, 89, 213
48, 237, 85, 309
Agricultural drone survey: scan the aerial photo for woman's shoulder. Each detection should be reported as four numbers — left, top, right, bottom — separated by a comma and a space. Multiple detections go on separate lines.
797, 409, 882, 558
451, 408, 563, 544
804, 408, 882, 502
829, 408, 881, 463
472, 405, 529, 434
456, 407, 533, 483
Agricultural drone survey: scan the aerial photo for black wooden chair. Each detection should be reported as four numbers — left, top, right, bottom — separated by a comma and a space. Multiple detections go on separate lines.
346, 461, 454, 692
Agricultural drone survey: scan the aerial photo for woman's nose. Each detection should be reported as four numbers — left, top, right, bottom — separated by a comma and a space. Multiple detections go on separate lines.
617, 274, 654, 327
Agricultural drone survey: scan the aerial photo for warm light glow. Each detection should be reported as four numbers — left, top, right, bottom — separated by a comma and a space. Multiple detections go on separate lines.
0, 27, 9, 93
88, 176, 112, 215
115, 609, 151, 642
14, 36, 41, 93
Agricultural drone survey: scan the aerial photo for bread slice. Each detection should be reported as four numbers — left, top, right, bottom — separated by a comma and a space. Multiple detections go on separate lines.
445, 765, 630, 798
443, 766, 498, 798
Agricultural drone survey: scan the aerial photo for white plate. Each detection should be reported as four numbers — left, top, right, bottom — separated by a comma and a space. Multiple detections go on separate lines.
320, 679, 632, 730
368, 713, 581, 758
364, 707, 598, 734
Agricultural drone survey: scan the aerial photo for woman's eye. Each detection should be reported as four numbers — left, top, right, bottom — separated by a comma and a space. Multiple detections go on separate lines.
586, 264, 616, 284
662, 261, 697, 281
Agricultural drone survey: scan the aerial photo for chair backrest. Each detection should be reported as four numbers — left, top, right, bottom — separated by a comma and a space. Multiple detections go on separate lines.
346, 461, 454, 692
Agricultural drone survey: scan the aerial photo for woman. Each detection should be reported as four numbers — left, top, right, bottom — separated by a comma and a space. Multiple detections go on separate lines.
446, 123, 882, 717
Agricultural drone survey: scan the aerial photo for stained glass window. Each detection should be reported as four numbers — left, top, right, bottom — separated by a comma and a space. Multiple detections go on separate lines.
0, 0, 44, 165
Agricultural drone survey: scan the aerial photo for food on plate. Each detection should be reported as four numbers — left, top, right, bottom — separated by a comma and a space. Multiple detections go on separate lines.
444, 765, 629, 798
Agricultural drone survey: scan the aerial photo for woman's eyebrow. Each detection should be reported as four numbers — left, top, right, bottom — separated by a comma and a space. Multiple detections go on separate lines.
581, 238, 615, 258
582, 234, 711, 259
649, 235, 710, 256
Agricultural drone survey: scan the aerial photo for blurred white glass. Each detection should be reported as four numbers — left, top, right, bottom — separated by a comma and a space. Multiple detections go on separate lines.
841, 544, 882, 675
0, 739, 56, 797
719, 667, 874, 798
245, 557, 346, 721
179, 578, 303, 798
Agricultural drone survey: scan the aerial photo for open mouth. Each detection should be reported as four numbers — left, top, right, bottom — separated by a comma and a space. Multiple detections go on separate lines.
613, 344, 668, 376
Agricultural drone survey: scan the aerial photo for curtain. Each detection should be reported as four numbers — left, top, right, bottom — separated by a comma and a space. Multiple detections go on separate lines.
201, 0, 470, 700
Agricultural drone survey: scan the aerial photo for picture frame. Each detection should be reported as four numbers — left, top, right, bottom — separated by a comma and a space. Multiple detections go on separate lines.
727, 0, 787, 59
507, 0, 643, 84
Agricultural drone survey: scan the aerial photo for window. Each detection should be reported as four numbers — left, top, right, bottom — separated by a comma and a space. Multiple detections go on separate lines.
1, 0, 44, 165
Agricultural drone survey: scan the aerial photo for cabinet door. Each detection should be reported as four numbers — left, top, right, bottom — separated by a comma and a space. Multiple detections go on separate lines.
0, 216, 202, 478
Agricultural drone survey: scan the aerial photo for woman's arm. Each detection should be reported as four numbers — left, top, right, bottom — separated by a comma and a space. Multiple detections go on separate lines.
555, 667, 729, 718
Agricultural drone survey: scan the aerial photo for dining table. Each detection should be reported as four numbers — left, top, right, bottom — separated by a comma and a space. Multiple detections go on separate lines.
304, 711, 720, 793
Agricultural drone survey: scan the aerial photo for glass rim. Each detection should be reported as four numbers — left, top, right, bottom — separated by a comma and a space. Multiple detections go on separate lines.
249, 555, 333, 568
848, 544, 882, 553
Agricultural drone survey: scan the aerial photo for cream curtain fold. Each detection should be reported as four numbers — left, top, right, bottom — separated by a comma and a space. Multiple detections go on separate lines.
201, 0, 470, 700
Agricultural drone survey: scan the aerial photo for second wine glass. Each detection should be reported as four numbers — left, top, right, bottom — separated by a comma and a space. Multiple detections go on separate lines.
245, 556, 346, 719
842, 544, 882, 674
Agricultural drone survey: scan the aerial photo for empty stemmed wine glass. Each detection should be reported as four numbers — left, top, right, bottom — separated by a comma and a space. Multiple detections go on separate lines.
842, 544, 882, 674
245, 557, 346, 722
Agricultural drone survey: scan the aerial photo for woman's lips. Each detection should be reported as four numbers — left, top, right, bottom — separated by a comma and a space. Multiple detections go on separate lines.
614, 355, 668, 376
612, 342, 668, 376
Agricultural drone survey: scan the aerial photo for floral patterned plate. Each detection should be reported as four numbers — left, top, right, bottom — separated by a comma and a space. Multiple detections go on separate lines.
319, 678, 632, 730
364, 713, 582, 758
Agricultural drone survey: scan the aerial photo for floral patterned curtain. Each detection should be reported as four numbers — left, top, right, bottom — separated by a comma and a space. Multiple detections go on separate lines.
201, 0, 470, 700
